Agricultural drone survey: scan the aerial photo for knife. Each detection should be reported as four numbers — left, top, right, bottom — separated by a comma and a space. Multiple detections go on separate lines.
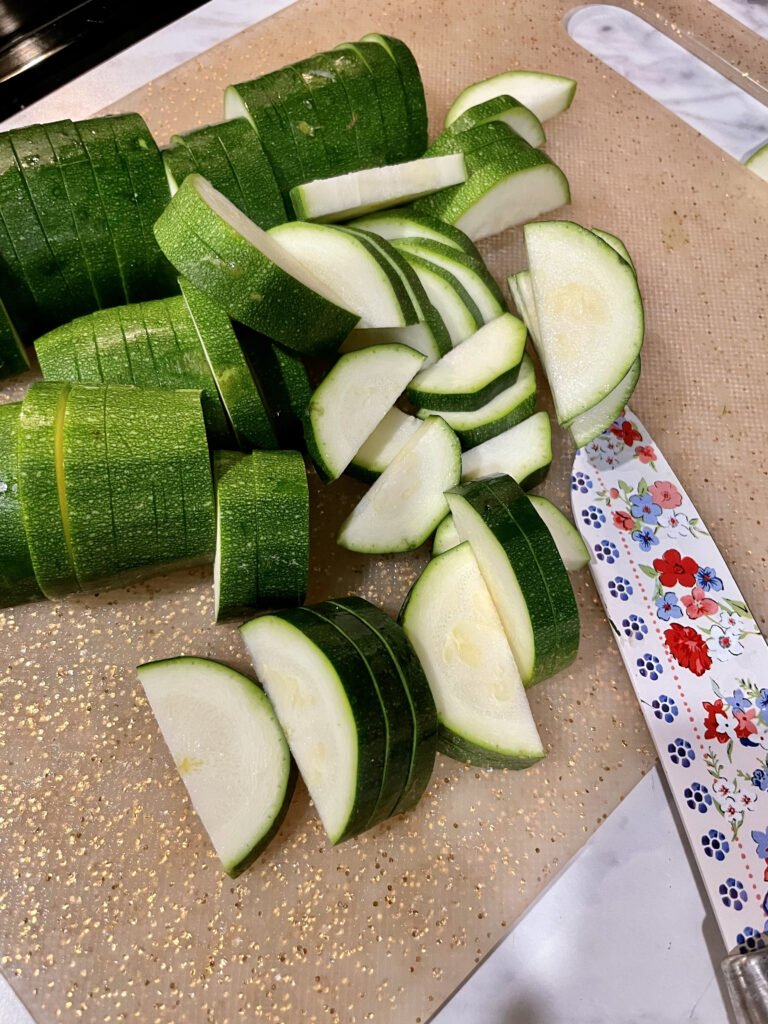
570, 405, 768, 1022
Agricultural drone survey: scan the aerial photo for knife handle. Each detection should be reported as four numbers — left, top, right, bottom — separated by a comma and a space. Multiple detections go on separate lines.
722, 947, 768, 1022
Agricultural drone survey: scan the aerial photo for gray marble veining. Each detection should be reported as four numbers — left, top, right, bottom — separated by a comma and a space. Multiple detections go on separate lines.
709, 0, 768, 41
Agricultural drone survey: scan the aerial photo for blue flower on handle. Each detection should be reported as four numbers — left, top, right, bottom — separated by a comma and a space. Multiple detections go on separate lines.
632, 527, 659, 551
737, 927, 767, 954
570, 471, 593, 493
608, 576, 633, 601
580, 505, 606, 529
652, 694, 678, 723
668, 738, 694, 768
695, 566, 724, 592
726, 689, 752, 713
655, 592, 682, 622
751, 826, 768, 859
630, 493, 662, 525
751, 769, 768, 792
719, 877, 747, 911
593, 539, 620, 564
684, 782, 712, 813
701, 829, 729, 861
621, 614, 648, 640
637, 653, 663, 681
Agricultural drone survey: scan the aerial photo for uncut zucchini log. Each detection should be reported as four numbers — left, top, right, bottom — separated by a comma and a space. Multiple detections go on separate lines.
446, 475, 579, 687
138, 657, 297, 876
241, 598, 437, 844
0, 403, 44, 607
153, 174, 359, 353
401, 542, 545, 770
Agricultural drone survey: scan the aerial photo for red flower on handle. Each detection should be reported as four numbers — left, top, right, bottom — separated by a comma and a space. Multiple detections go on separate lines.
649, 480, 682, 509
611, 419, 642, 445
665, 623, 712, 676
703, 698, 729, 743
635, 445, 657, 464
653, 548, 699, 588
612, 510, 634, 531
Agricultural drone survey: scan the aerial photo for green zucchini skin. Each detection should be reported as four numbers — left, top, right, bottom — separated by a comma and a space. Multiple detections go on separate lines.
0, 402, 44, 607
359, 34, 428, 158
236, 330, 312, 447
213, 451, 260, 621
328, 596, 437, 813
334, 41, 412, 164
0, 291, 29, 381
251, 450, 309, 607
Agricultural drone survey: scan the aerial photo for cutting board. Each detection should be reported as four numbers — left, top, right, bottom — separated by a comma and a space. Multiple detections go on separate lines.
1, 1, 767, 1021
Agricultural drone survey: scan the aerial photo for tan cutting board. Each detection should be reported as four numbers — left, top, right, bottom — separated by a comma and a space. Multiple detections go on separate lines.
1, 1, 767, 1021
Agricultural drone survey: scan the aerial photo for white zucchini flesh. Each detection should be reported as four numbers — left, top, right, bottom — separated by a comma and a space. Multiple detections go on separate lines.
446, 490, 537, 682
528, 496, 590, 571
240, 617, 358, 845
524, 220, 644, 424
403, 256, 478, 346
349, 212, 465, 250
401, 542, 544, 766
306, 344, 424, 480
446, 71, 577, 126
407, 313, 526, 407
340, 324, 444, 366
351, 407, 421, 478
461, 410, 552, 485
591, 228, 636, 274
568, 356, 641, 448
337, 416, 461, 553
454, 163, 570, 241
290, 155, 467, 222
392, 238, 504, 323
268, 221, 416, 329
138, 657, 292, 875
449, 94, 546, 149
507, 270, 541, 345
432, 515, 461, 555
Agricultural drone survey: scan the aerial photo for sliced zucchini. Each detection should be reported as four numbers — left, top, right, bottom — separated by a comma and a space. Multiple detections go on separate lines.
448, 94, 545, 148
446, 70, 577, 126
214, 119, 287, 229
179, 276, 277, 451
138, 656, 296, 876
268, 221, 418, 329
254, 65, 333, 186
327, 596, 437, 813
290, 155, 466, 222
213, 452, 259, 621
406, 313, 526, 412
322, 47, 389, 167
591, 228, 636, 274
153, 174, 359, 353
359, 34, 428, 157
568, 357, 641, 448
417, 351, 537, 448
524, 220, 644, 424
461, 410, 552, 489
391, 236, 506, 323
432, 515, 460, 556
399, 250, 481, 345
162, 142, 197, 195
224, 80, 301, 197
170, 124, 246, 216
506, 269, 541, 345
304, 343, 424, 481
241, 607, 387, 844
0, 294, 29, 380
291, 53, 359, 179
349, 407, 421, 483
337, 416, 461, 553
400, 542, 545, 769
0, 402, 44, 606
348, 208, 482, 257
529, 496, 589, 572
236, 330, 312, 446
17, 382, 78, 599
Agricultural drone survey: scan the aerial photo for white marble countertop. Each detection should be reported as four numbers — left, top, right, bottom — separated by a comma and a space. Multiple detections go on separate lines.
1, 1, 766, 1021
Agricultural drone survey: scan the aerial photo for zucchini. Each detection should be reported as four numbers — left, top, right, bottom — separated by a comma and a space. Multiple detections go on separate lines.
506, 269, 541, 345
348, 208, 482, 258
327, 596, 437, 813
289, 155, 467, 222
359, 34, 428, 157
448, 94, 545, 148
213, 452, 259, 621
323, 48, 389, 167
0, 402, 44, 606
399, 250, 481, 345
529, 496, 589, 572
349, 407, 421, 482
236, 330, 312, 447
268, 221, 418, 329
241, 607, 387, 844
446, 70, 577, 126
333, 42, 412, 164
169, 127, 245, 210
591, 227, 636, 274
461, 410, 552, 489
432, 514, 460, 556
291, 53, 359, 179
417, 351, 537, 448
0, 293, 29, 380
406, 313, 526, 412
337, 416, 461, 553
400, 542, 545, 769
138, 657, 296, 876
304, 343, 424, 481
162, 143, 197, 195
524, 220, 644, 423
567, 356, 641, 448
251, 450, 309, 607
153, 174, 359, 353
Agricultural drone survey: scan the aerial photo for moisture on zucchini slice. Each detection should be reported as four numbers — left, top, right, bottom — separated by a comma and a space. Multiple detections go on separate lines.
461, 410, 552, 490
138, 656, 296, 876
337, 416, 461, 553
153, 174, 359, 353
304, 343, 424, 481
417, 351, 537, 448
568, 357, 641, 448
349, 407, 421, 483
327, 596, 437, 814
17, 381, 79, 599
399, 250, 481, 346
529, 496, 589, 572
448, 94, 545, 148
241, 607, 388, 844
0, 402, 44, 607
401, 542, 545, 769
290, 155, 467, 222
406, 313, 526, 412
446, 70, 577, 126
348, 209, 482, 257
359, 34, 428, 157
268, 221, 418, 329
524, 220, 644, 424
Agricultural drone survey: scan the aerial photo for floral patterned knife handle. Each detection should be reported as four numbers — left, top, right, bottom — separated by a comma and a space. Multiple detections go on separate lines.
571, 407, 768, 955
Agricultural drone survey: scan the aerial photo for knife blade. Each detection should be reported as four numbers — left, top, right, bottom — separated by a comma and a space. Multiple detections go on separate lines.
570, 405, 768, 964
